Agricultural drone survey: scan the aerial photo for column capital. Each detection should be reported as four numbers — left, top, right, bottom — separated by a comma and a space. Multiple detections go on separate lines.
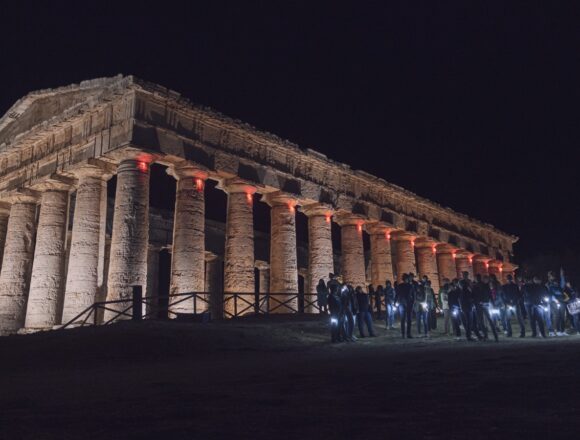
300, 203, 334, 218
255, 260, 270, 271
167, 161, 209, 181
390, 231, 417, 242
488, 260, 503, 269
0, 202, 11, 216
436, 243, 457, 254
0, 188, 41, 204
70, 161, 115, 180
32, 175, 76, 193
334, 212, 367, 227
106, 147, 159, 164
261, 191, 298, 208
455, 250, 474, 259
216, 177, 258, 195
365, 221, 394, 235
472, 254, 491, 263
414, 236, 438, 249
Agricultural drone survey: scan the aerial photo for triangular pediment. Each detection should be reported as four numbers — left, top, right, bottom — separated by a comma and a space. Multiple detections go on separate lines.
0, 75, 132, 148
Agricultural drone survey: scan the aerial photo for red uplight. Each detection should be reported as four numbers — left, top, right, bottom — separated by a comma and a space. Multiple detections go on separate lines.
137, 161, 148, 173
325, 214, 331, 223
469, 257, 473, 264
411, 239, 415, 247
386, 232, 391, 240
246, 192, 253, 203
195, 178, 204, 192
485, 262, 490, 269
288, 202, 295, 213
357, 223, 363, 233
452, 252, 457, 259
499, 265, 503, 272
432, 246, 437, 254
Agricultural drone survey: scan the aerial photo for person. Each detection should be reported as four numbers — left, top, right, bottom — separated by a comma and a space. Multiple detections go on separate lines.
424, 279, 437, 332
562, 272, 580, 334
472, 274, 499, 342
414, 279, 429, 336
355, 286, 376, 337
316, 279, 329, 314
438, 278, 451, 335
501, 274, 526, 337
489, 275, 504, 333
327, 282, 343, 343
459, 271, 481, 341
341, 284, 357, 342
448, 279, 463, 340
327, 273, 341, 297
548, 269, 568, 336
384, 281, 396, 330
544, 271, 558, 336
372, 284, 383, 320
524, 276, 548, 338
395, 274, 415, 338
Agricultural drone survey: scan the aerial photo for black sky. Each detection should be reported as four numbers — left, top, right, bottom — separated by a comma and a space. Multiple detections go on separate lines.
1, 1, 579, 261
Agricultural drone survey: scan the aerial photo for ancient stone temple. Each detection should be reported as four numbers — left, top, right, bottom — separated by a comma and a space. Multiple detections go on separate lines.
0, 76, 518, 334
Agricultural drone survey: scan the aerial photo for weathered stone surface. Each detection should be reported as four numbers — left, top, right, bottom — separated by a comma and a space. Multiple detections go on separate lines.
472, 255, 490, 277
221, 178, 256, 316
62, 167, 109, 324
302, 203, 334, 296
415, 239, 440, 293
488, 260, 503, 281
105, 158, 150, 321
336, 214, 367, 290
455, 252, 474, 279
0, 204, 10, 270
392, 232, 417, 281
167, 163, 207, 314
25, 186, 72, 329
0, 197, 38, 334
367, 223, 395, 287
436, 244, 457, 286
264, 192, 298, 312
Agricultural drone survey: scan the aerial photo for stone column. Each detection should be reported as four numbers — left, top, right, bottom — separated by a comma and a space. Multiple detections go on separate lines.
472, 255, 490, 277
105, 157, 151, 320
415, 238, 440, 292
488, 260, 503, 281
145, 245, 161, 318
205, 252, 223, 317
337, 214, 367, 289
436, 244, 457, 286
62, 166, 110, 324
392, 232, 417, 282
455, 251, 474, 279
25, 182, 73, 329
0, 203, 10, 271
220, 178, 256, 316
502, 262, 516, 283
255, 260, 270, 313
367, 223, 394, 287
0, 193, 39, 335
302, 203, 334, 297
264, 192, 298, 313
167, 163, 207, 315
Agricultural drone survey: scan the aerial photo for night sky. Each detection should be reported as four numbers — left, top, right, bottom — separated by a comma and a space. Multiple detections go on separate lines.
1, 2, 579, 263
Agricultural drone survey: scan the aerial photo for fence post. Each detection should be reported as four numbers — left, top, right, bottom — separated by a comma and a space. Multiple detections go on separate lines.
132, 285, 143, 321
93, 306, 98, 326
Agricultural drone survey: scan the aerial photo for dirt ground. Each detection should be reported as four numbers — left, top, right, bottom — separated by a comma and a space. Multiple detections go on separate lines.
0, 315, 579, 440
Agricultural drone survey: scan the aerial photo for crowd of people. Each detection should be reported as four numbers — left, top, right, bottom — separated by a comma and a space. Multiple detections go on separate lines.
316, 268, 580, 343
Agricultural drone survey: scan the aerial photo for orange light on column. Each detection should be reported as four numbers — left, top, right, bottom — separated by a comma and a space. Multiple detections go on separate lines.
432, 245, 437, 254
386, 232, 391, 240
325, 213, 331, 223
195, 178, 204, 192
288, 202, 295, 213
469, 256, 473, 264
411, 239, 416, 248
357, 223, 363, 233
452, 251, 457, 259
137, 161, 148, 173
485, 262, 490, 269
499, 264, 503, 273
246, 192, 253, 203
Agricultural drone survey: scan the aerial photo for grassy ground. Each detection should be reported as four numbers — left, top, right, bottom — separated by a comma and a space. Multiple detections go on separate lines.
0, 315, 579, 439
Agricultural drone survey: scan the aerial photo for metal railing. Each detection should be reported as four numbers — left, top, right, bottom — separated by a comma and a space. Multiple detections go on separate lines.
61, 289, 322, 329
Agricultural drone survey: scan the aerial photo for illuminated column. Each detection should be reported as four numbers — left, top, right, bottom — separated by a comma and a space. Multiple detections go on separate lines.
105, 157, 151, 320
62, 166, 110, 324
264, 192, 298, 313
220, 178, 256, 316
205, 252, 223, 317
337, 214, 366, 289
145, 245, 161, 318
488, 260, 503, 281
0, 203, 10, 271
367, 223, 394, 287
167, 163, 207, 314
25, 182, 73, 329
302, 203, 334, 297
455, 251, 474, 279
415, 238, 440, 292
0, 193, 38, 335
472, 255, 490, 277
392, 232, 417, 282
436, 244, 457, 286
255, 260, 270, 313
502, 262, 516, 283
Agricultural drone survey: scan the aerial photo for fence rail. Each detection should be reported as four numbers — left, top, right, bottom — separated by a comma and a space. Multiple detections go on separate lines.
61, 289, 322, 330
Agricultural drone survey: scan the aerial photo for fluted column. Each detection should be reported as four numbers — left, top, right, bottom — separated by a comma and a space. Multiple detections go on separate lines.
436, 244, 457, 285
205, 252, 223, 317
62, 166, 110, 324
392, 232, 417, 282
167, 163, 207, 314
264, 192, 298, 313
255, 260, 270, 313
415, 238, 440, 292
367, 223, 394, 287
0, 193, 39, 335
337, 214, 367, 289
105, 157, 151, 320
472, 255, 490, 277
220, 178, 256, 316
0, 203, 10, 271
455, 251, 474, 279
488, 260, 503, 281
25, 182, 73, 329
302, 203, 334, 296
